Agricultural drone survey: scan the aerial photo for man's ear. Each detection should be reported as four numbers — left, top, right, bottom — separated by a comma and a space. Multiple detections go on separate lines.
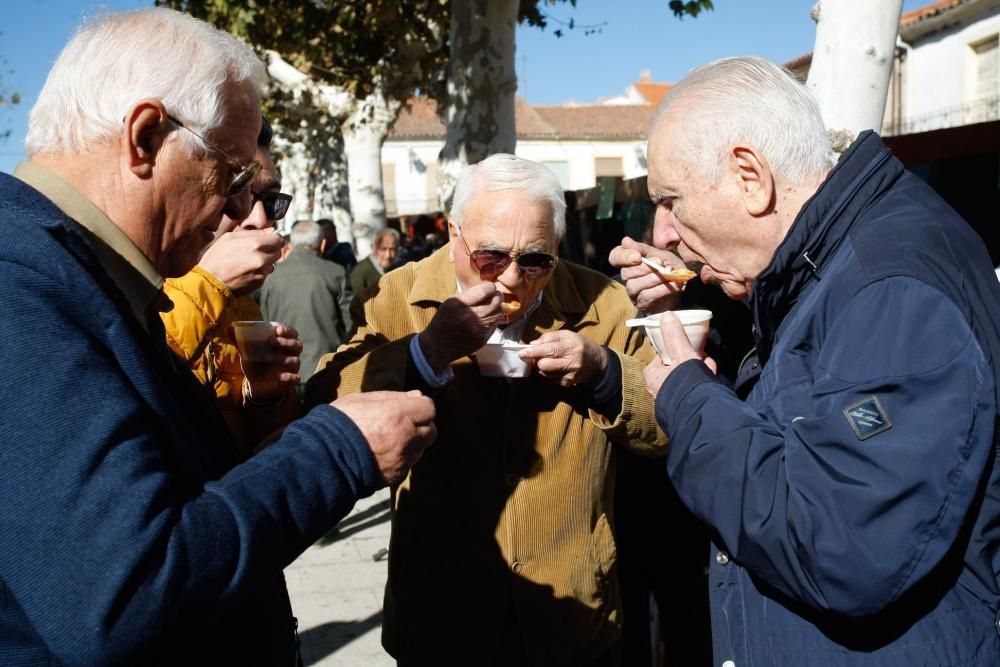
122, 100, 171, 179
729, 144, 775, 217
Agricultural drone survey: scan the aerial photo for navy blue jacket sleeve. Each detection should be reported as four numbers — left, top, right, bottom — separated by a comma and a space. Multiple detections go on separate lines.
0, 262, 382, 664
656, 277, 996, 616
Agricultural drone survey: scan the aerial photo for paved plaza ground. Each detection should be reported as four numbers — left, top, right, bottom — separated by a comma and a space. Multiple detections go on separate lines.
285, 487, 395, 667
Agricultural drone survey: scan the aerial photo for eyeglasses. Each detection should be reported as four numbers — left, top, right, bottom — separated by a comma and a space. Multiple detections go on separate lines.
458, 233, 557, 278
166, 114, 262, 197
252, 191, 293, 221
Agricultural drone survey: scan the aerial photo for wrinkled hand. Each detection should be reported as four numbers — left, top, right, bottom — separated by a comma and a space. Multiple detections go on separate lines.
518, 331, 608, 387
608, 236, 687, 314
333, 390, 438, 485
199, 229, 286, 296
417, 282, 503, 374
243, 323, 303, 401
643, 312, 717, 396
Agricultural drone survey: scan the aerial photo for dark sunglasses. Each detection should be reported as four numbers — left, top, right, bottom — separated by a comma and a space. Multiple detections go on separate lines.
166, 114, 262, 197
252, 191, 293, 221
459, 233, 557, 278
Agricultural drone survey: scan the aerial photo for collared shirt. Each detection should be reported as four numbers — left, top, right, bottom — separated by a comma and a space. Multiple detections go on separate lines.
14, 160, 169, 330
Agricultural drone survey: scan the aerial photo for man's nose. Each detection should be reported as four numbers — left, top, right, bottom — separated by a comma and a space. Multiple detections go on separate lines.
222, 189, 253, 222
239, 199, 270, 231
652, 207, 681, 250
495, 258, 522, 288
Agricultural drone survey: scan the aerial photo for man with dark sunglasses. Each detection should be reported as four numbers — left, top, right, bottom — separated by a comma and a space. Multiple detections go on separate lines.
161, 117, 302, 454
306, 154, 666, 666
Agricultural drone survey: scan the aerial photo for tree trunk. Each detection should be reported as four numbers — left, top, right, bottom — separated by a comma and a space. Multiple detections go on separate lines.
807, 0, 904, 153
342, 87, 402, 259
436, 0, 519, 211
265, 51, 355, 241
312, 145, 352, 246
276, 141, 311, 233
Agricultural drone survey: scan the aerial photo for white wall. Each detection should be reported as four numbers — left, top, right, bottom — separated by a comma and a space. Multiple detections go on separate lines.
904, 6, 1000, 127
380, 141, 443, 215
382, 137, 648, 215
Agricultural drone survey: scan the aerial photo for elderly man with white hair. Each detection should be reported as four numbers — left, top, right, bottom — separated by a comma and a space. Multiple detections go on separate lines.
611, 56, 1000, 665
307, 153, 666, 666
0, 8, 436, 664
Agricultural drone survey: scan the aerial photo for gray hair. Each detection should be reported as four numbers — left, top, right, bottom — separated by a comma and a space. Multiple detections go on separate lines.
374, 227, 400, 247
450, 154, 567, 240
290, 220, 323, 249
26, 7, 267, 156
651, 56, 835, 184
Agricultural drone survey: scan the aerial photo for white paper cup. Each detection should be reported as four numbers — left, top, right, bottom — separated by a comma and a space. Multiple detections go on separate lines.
232, 321, 280, 375
626, 309, 712, 364
475, 341, 532, 378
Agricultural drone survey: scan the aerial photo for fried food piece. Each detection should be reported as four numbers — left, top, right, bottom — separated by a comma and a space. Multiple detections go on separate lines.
662, 267, 697, 283
500, 300, 522, 321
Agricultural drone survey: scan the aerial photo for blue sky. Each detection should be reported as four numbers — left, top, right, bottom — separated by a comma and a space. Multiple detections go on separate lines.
0, 0, 927, 173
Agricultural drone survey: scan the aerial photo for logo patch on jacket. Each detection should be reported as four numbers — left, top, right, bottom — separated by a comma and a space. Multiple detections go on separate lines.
843, 395, 892, 440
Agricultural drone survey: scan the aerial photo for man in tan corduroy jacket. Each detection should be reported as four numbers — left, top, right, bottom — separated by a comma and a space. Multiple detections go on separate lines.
306, 155, 668, 667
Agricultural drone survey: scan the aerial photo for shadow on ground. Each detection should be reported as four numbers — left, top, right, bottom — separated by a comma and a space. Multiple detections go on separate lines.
318, 498, 391, 545
299, 610, 384, 665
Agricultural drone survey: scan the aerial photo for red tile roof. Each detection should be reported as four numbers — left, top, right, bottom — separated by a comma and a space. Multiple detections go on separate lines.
530, 104, 653, 138
389, 96, 653, 140
633, 81, 673, 107
900, 0, 963, 27
388, 96, 445, 139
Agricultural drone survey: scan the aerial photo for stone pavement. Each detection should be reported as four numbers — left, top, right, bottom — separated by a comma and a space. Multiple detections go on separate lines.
284, 487, 395, 667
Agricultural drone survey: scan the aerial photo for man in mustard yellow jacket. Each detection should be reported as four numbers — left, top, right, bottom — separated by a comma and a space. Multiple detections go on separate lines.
306, 154, 667, 666
161, 119, 301, 455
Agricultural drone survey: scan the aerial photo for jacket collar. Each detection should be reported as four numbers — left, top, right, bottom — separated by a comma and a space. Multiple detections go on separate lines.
407, 244, 594, 339
749, 131, 902, 363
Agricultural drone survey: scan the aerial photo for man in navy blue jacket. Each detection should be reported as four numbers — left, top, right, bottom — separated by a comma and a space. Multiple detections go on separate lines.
611, 56, 1000, 665
0, 8, 435, 665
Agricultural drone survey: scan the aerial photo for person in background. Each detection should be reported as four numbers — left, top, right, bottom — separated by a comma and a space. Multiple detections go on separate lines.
611, 55, 1000, 665
349, 226, 400, 296
260, 219, 352, 381
161, 116, 301, 454
307, 154, 667, 666
0, 9, 436, 663
317, 217, 359, 275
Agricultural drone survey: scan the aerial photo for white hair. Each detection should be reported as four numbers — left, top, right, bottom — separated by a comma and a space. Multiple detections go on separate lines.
26, 7, 267, 156
290, 219, 323, 249
450, 154, 567, 240
374, 227, 401, 247
651, 56, 835, 184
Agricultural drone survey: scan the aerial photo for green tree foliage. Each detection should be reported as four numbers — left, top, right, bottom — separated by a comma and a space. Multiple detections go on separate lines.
669, 0, 715, 19
158, 0, 449, 100
157, 0, 451, 166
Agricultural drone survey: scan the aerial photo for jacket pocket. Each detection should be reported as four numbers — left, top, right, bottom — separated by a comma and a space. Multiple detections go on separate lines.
588, 513, 618, 604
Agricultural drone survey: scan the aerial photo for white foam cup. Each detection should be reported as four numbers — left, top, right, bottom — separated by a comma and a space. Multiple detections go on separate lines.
625, 309, 712, 365
475, 341, 532, 378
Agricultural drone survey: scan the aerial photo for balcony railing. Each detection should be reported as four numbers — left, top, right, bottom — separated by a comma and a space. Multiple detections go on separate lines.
883, 96, 1000, 136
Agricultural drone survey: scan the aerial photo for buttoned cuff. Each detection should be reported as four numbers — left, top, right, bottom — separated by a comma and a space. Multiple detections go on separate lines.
589, 347, 623, 420
408, 335, 454, 388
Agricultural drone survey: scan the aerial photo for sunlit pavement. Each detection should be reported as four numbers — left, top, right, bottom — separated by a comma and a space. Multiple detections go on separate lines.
285, 487, 395, 667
